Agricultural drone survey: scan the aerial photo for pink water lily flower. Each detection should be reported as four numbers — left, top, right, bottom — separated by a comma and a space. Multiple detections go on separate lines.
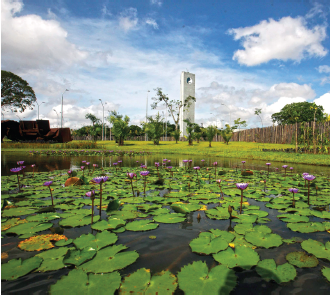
127, 172, 136, 179
43, 181, 53, 186
236, 183, 248, 190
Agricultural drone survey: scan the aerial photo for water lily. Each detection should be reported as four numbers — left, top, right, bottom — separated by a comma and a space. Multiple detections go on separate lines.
31, 164, 36, 177
282, 165, 288, 176
241, 161, 246, 170
303, 174, 316, 205
91, 164, 98, 175
86, 190, 96, 224
155, 162, 160, 178
217, 179, 223, 198
213, 161, 218, 179
93, 176, 109, 216
288, 188, 299, 207
43, 181, 54, 206
266, 163, 271, 175
201, 159, 205, 167
140, 171, 150, 195
10, 167, 22, 191
127, 173, 136, 196
236, 182, 248, 214
183, 159, 188, 171
81, 166, 85, 177
289, 167, 293, 173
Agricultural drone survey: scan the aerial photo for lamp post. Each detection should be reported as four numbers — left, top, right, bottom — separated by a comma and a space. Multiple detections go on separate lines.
61, 89, 69, 128
36, 101, 45, 120
221, 103, 231, 126
145, 90, 150, 142
53, 109, 59, 128
99, 99, 107, 141
108, 111, 112, 141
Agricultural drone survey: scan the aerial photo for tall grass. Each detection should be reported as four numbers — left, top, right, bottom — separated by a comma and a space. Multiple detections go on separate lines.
1, 141, 100, 150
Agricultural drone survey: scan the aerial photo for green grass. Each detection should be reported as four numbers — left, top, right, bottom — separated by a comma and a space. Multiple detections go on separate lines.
2, 140, 329, 166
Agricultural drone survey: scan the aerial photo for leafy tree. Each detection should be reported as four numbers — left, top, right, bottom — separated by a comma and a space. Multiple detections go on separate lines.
184, 118, 198, 145
85, 113, 100, 126
271, 102, 325, 125
205, 125, 218, 147
171, 129, 181, 144
254, 108, 263, 128
194, 124, 203, 143
108, 111, 130, 146
145, 113, 164, 145
1, 70, 37, 113
89, 124, 102, 141
129, 125, 143, 137
151, 87, 195, 130
234, 118, 247, 141
220, 124, 237, 145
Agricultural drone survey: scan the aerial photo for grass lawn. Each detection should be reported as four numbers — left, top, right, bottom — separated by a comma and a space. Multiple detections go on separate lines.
2, 140, 329, 166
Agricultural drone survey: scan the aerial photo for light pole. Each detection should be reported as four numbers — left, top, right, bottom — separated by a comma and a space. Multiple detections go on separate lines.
162, 111, 165, 141
99, 99, 107, 141
108, 111, 112, 141
221, 103, 231, 126
53, 109, 59, 127
36, 101, 45, 120
61, 89, 69, 128
145, 90, 150, 142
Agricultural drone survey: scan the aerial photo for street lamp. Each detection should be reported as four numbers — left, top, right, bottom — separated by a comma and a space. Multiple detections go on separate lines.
108, 110, 112, 141
99, 99, 107, 141
36, 101, 45, 120
53, 109, 59, 127
61, 89, 69, 128
145, 90, 150, 142
221, 103, 231, 126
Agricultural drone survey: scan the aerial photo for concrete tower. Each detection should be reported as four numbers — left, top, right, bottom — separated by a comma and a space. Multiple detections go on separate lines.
179, 71, 195, 137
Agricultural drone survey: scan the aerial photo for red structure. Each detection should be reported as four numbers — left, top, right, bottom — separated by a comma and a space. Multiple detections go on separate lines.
1, 119, 72, 143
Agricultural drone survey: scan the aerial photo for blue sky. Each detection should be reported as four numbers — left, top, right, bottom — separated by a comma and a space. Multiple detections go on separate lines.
2, 0, 330, 129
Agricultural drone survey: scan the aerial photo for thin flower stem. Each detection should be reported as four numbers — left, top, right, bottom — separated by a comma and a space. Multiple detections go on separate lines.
99, 183, 103, 217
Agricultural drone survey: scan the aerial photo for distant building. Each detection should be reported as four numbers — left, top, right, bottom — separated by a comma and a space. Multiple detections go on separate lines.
179, 71, 195, 137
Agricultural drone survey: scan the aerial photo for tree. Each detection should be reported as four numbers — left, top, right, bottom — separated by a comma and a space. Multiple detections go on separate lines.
129, 125, 143, 138
1, 70, 37, 113
220, 124, 237, 145
171, 129, 181, 144
194, 124, 203, 143
234, 118, 247, 141
271, 102, 325, 125
254, 108, 263, 128
151, 87, 196, 131
109, 111, 130, 146
205, 125, 218, 147
85, 113, 100, 126
144, 113, 164, 145
184, 119, 198, 145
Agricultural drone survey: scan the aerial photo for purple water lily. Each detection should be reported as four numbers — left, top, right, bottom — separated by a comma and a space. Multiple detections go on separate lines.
282, 165, 288, 176
31, 164, 36, 176
10, 167, 22, 191
303, 174, 316, 205
86, 190, 96, 224
140, 171, 150, 195
93, 176, 108, 216
217, 179, 223, 198
43, 181, 54, 206
17, 161, 24, 166
213, 162, 218, 179
127, 173, 136, 196
265, 163, 271, 175
288, 188, 299, 207
82, 160, 86, 163
201, 159, 205, 167
236, 182, 249, 214
43, 181, 53, 187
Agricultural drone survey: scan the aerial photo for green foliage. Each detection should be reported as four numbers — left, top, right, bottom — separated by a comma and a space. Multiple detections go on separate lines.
271, 102, 326, 125
301, 239, 330, 260
322, 267, 330, 282
145, 113, 164, 145
171, 129, 181, 143
256, 259, 296, 284
189, 233, 229, 255
1, 257, 42, 281
63, 247, 97, 266
245, 231, 283, 249
125, 219, 158, 231
153, 213, 186, 223
6, 221, 52, 237
1, 70, 37, 112
285, 251, 318, 268
73, 231, 118, 251
255, 108, 263, 128
85, 113, 100, 126
287, 222, 325, 233
36, 247, 70, 272
50, 269, 121, 295
109, 111, 130, 145
220, 124, 236, 145
205, 125, 217, 147
177, 261, 237, 295
184, 118, 199, 145
59, 214, 100, 227
129, 124, 143, 137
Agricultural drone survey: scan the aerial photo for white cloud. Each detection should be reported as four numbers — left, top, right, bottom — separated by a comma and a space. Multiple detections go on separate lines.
145, 18, 158, 29
229, 16, 327, 66
1, 0, 88, 71
318, 65, 330, 73
150, 0, 162, 6
313, 92, 330, 114
118, 7, 138, 32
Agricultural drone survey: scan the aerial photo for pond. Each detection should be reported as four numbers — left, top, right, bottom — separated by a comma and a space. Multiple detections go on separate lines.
1, 152, 330, 294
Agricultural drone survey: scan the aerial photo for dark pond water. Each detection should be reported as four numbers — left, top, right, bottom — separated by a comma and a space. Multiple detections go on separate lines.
1, 153, 330, 295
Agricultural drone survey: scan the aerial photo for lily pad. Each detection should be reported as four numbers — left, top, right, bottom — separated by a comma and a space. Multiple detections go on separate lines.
286, 251, 318, 268
55, 238, 73, 247
171, 203, 202, 214
1, 218, 27, 231
189, 233, 229, 255
6, 221, 52, 236
213, 246, 260, 269
256, 259, 296, 284
301, 239, 330, 260
287, 222, 325, 233
321, 267, 330, 282
36, 247, 70, 272
63, 247, 96, 266
59, 214, 100, 227
125, 220, 159, 231
18, 234, 68, 251
153, 213, 186, 224
2, 207, 37, 217
91, 218, 126, 231
1, 257, 43, 280
245, 231, 282, 249
119, 268, 177, 295
74, 231, 118, 251
49, 268, 121, 295
277, 214, 309, 223
177, 261, 237, 295
80, 244, 139, 273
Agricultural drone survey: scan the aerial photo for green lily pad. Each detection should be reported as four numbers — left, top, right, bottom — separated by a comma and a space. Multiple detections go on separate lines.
2, 207, 37, 217
1, 257, 43, 280
49, 268, 121, 295
256, 259, 296, 284
171, 203, 202, 214
277, 214, 309, 223
177, 261, 237, 295
321, 267, 330, 282
282, 237, 304, 244
36, 247, 70, 272
234, 223, 254, 235
6, 221, 52, 236
245, 231, 282, 249
287, 222, 325, 233
189, 233, 229, 255
301, 239, 330, 260
153, 213, 186, 224
232, 214, 258, 224
59, 214, 100, 227
209, 229, 235, 243
26, 213, 61, 222
55, 238, 73, 247
1, 218, 27, 231
74, 231, 118, 251
119, 268, 177, 295
286, 251, 319, 268
110, 211, 139, 220
80, 244, 139, 273
18, 234, 69, 251
63, 247, 97, 266
91, 218, 126, 231
125, 220, 159, 231
213, 246, 260, 269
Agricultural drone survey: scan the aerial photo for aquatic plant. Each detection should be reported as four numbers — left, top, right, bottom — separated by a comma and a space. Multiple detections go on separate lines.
303, 174, 316, 205
43, 181, 54, 206
140, 171, 150, 195
288, 188, 299, 207
92, 176, 109, 216
155, 162, 160, 178
127, 173, 136, 196
282, 165, 288, 176
86, 190, 96, 224
236, 182, 248, 214
183, 160, 188, 171
31, 164, 36, 177
217, 179, 223, 198
92, 164, 98, 175
10, 167, 22, 191
194, 166, 200, 187
213, 161, 218, 179
241, 160, 246, 170
266, 163, 271, 175
201, 159, 205, 167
